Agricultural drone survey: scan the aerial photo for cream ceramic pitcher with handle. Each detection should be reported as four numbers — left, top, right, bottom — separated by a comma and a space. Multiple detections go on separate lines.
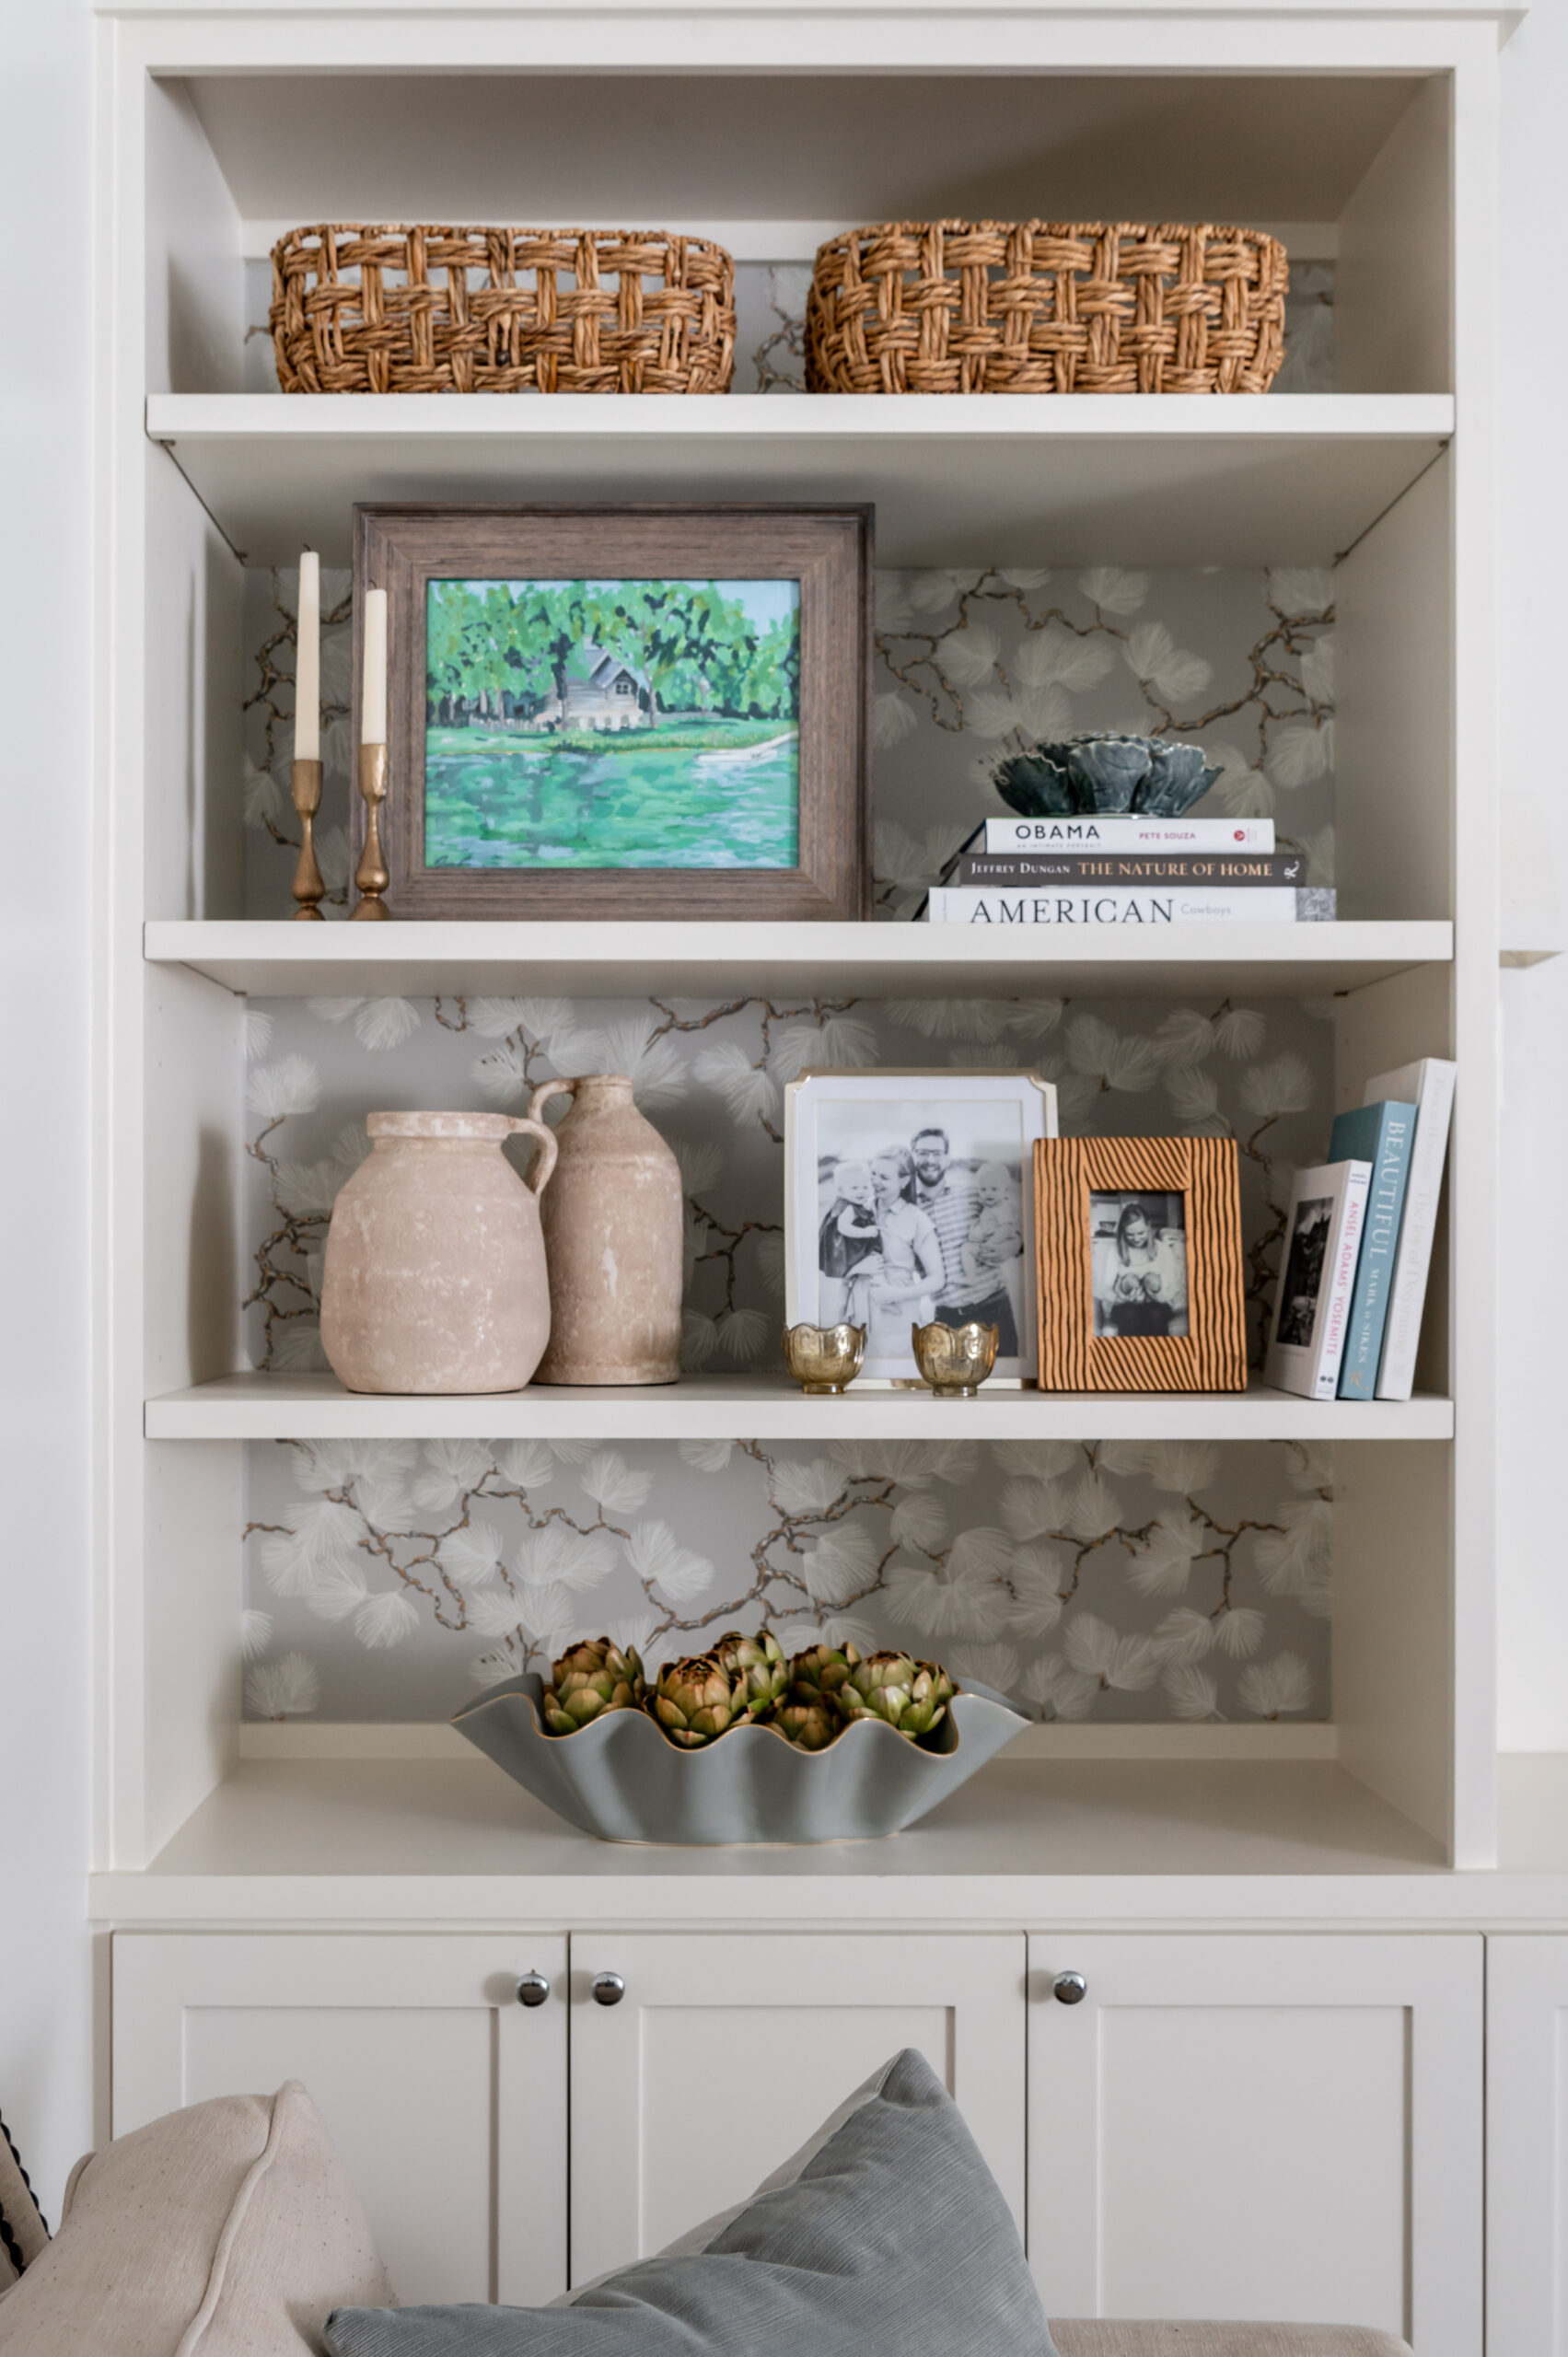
528, 1074, 683, 1385
320, 1109, 559, 1394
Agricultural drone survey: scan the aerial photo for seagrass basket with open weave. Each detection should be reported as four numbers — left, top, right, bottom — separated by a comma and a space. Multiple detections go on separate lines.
270, 225, 736, 394
806, 220, 1287, 395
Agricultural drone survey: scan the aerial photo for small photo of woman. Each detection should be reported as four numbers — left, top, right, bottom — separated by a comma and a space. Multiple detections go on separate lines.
1090, 1191, 1190, 1338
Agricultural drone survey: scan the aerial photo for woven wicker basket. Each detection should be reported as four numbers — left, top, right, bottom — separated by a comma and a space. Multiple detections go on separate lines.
270, 225, 736, 395
806, 220, 1286, 396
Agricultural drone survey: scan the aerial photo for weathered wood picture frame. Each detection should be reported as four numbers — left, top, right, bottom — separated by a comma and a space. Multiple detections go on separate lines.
352, 505, 872, 921
1034, 1135, 1247, 1392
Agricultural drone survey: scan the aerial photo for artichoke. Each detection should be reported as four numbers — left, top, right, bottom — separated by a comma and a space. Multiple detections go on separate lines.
787, 1642, 860, 1711
993, 733, 1221, 820
772, 1697, 843, 1751
542, 1637, 645, 1736
712, 1628, 790, 1718
839, 1650, 952, 1743
652, 1652, 749, 1747
916, 1659, 957, 1713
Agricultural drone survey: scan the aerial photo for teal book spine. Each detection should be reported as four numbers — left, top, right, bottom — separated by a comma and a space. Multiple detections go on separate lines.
1329, 1100, 1417, 1399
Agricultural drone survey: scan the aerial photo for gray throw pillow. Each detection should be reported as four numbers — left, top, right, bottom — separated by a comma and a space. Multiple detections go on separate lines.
326, 2046, 1057, 2356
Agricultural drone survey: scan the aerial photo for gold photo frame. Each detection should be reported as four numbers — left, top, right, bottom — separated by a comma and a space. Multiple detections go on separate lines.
1034, 1135, 1247, 1393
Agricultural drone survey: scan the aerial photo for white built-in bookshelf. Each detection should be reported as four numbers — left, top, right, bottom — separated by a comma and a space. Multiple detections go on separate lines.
97, 7, 1502, 1899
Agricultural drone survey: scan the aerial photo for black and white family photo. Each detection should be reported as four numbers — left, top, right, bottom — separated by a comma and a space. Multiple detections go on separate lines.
1089, 1190, 1191, 1338
815, 1109, 1027, 1358
1275, 1194, 1332, 1348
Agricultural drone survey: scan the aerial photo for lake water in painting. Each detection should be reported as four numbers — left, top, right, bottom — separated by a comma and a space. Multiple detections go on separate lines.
424, 575, 801, 870
424, 730, 800, 868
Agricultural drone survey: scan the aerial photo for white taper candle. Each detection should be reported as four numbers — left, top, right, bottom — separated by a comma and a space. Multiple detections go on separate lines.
362, 587, 389, 747
295, 550, 319, 761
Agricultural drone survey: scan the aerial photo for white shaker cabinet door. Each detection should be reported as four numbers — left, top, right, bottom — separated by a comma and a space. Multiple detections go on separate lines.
567, 1931, 1026, 2286
1486, 1934, 1568, 2354
1027, 1933, 1481, 2357
112, 1933, 567, 2308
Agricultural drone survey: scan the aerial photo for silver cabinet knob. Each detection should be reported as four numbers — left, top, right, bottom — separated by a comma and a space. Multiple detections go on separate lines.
1052, 1970, 1087, 2004
514, 1971, 551, 2008
591, 1970, 626, 2006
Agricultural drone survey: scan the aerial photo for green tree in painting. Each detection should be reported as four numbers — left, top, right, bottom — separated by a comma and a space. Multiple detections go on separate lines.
425, 578, 797, 729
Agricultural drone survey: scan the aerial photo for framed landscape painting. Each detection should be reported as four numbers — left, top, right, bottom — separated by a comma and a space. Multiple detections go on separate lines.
352, 505, 872, 919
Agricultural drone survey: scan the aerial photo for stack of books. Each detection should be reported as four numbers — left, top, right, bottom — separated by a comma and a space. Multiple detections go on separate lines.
924, 813, 1335, 927
1264, 1058, 1457, 1401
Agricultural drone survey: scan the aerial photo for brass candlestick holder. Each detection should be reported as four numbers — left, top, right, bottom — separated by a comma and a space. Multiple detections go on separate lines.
289, 758, 324, 920
352, 742, 391, 920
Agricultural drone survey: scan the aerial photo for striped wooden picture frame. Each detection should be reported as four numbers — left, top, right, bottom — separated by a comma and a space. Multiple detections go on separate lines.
1034, 1135, 1247, 1392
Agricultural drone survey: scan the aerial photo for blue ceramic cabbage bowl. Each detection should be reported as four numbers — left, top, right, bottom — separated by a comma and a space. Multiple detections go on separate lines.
451, 1672, 1028, 1845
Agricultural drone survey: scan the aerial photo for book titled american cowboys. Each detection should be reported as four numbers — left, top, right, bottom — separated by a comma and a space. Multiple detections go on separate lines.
955, 853, 1307, 888
984, 816, 1275, 853
926, 886, 1335, 924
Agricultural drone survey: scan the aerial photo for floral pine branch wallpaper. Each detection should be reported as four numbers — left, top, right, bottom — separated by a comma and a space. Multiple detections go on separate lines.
237, 264, 1340, 1726
244, 1431, 1332, 1727
241, 562, 1335, 925
242, 986, 1335, 1724
240, 791, 1337, 1734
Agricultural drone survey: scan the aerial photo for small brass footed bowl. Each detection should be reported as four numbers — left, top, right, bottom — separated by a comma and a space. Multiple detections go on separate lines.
782, 1321, 867, 1395
911, 1319, 1001, 1399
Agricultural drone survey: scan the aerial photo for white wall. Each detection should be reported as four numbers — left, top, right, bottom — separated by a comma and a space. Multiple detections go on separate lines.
0, 0, 95, 2207
1496, 3, 1568, 1751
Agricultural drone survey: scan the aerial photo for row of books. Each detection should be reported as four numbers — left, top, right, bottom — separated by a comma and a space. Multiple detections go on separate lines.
1263, 1058, 1456, 1402
924, 813, 1333, 927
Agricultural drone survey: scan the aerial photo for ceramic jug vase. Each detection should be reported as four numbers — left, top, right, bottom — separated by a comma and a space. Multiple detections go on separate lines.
528, 1074, 683, 1385
320, 1109, 559, 1394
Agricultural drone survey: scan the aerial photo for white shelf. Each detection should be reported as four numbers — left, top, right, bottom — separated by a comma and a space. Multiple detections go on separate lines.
92, 1756, 1454, 1918
193, 65, 1417, 249
145, 393, 1455, 569
145, 1369, 1456, 1443
145, 918, 1454, 1003
84, 1756, 1568, 1927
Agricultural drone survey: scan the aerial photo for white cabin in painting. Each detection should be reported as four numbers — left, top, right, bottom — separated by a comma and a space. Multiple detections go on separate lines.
544, 647, 654, 731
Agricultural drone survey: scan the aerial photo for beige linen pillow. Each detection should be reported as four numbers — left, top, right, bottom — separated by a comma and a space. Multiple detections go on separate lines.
0, 2080, 393, 2354
0, 2109, 51, 2290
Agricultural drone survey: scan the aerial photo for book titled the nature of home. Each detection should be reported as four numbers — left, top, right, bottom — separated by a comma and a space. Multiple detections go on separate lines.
983, 816, 1275, 853
1360, 1057, 1458, 1401
955, 853, 1307, 888
926, 887, 1336, 925
1264, 1160, 1374, 1400
1328, 1099, 1417, 1399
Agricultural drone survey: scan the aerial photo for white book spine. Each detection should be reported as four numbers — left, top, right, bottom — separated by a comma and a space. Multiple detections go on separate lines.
926, 887, 1328, 924
1312, 1167, 1372, 1399
1374, 1062, 1458, 1401
982, 817, 1275, 853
